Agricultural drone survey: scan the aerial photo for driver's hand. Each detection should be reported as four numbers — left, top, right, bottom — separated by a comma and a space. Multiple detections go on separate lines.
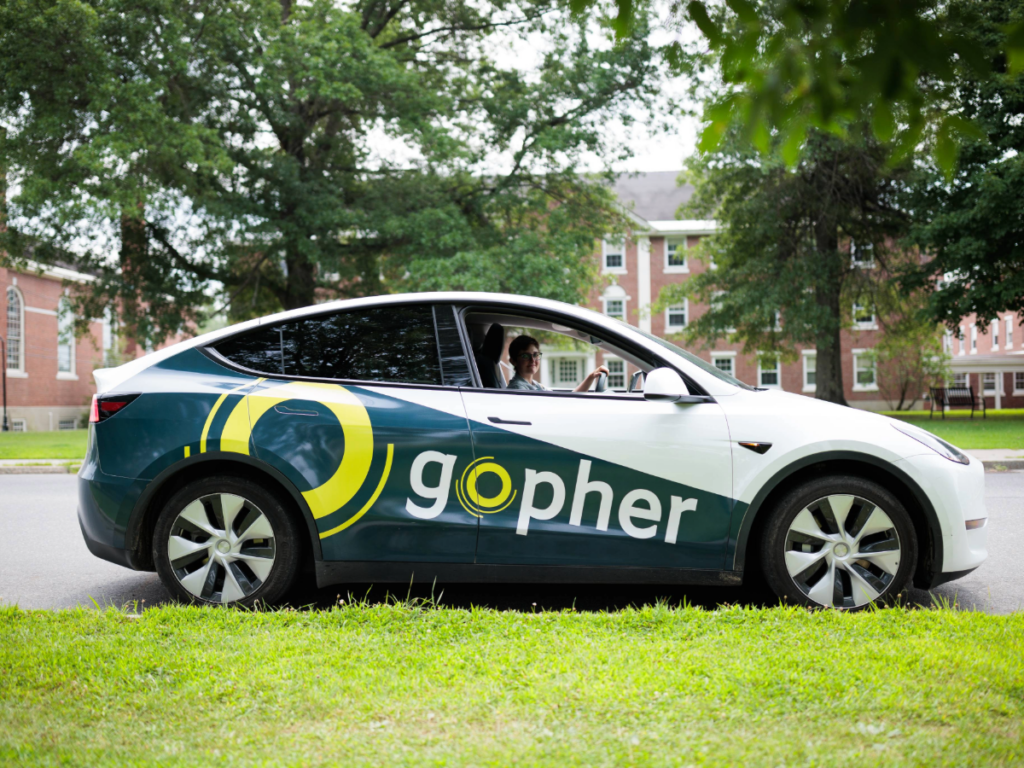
586, 365, 610, 383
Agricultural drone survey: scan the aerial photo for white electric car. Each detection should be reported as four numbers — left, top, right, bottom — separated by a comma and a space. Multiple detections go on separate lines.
79, 292, 988, 608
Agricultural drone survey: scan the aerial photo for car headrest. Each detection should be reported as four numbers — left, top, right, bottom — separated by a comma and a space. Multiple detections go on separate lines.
481, 323, 505, 362
469, 323, 487, 351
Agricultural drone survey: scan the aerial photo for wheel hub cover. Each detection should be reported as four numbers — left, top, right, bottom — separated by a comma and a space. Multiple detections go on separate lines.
833, 542, 849, 557
216, 539, 232, 554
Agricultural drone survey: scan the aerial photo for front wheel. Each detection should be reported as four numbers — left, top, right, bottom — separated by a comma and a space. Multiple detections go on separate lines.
153, 476, 302, 607
760, 476, 918, 610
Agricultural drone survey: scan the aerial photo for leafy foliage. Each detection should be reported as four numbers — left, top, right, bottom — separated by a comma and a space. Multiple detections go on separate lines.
0, 0, 666, 344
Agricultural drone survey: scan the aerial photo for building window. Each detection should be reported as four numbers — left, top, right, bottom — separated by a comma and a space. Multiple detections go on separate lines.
606, 358, 625, 389
1014, 372, 1024, 394
666, 302, 687, 331
959, 326, 966, 355
10, 418, 27, 432
953, 372, 968, 388
665, 238, 687, 271
853, 303, 876, 330
57, 298, 76, 376
604, 299, 625, 321
58, 419, 77, 431
992, 321, 999, 351
712, 354, 735, 378
802, 352, 817, 392
556, 358, 581, 386
758, 356, 781, 388
970, 324, 977, 353
1007, 317, 1015, 350
853, 350, 877, 391
851, 241, 875, 268
6, 286, 24, 372
943, 331, 952, 355
983, 372, 1000, 394
602, 238, 625, 272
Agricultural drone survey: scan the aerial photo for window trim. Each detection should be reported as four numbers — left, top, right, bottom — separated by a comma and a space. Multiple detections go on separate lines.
982, 371, 1005, 396
1006, 317, 1014, 350
664, 300, 688, 332
852, 302, 877, 331
603, 355, 626, 390
852, 348, 878, 392
991, 320, 999, 351
757, 355, 782, 389
970, 323, 977, 353
5, 285, 26, 373
56, 296, 77, 380
663, 237, 689, 274
801, 349, 817, 393
602, 296, 627, 322
602, 238, 627, 274
710, 351, 736, 379
851, 240, 876, 269
1013, 371, 1024, 395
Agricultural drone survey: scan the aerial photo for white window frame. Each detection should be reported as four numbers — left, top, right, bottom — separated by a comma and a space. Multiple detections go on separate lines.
602, 238, 627, 274
664, 237, 688, 273
992, 320, 999, 351
56, 297, 78, 380
665, 301, 688, 332
953, 372, 968, 388
9, 417, 27, 432
543, 352, 590, 389
1014, 371, 1024, 395
604, 356, 626, 390
982, 372, 1004, 396
851, 240, 876, 269
711, 351, 736, 379
970, 323, 977, 354
802, 350, 817, 393
603, 297, 626, 322
852, 349, 878, 392
5, 285, 26, 375
959, 326, 966, 355
852, 303, 877, 331
757, 355, 782, 389
1007, 317, 1015, 350
942, 331, 952, 355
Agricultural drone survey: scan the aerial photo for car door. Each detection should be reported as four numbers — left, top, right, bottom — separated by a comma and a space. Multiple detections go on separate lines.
458, 317, 735, 571
210, 303, 479, 564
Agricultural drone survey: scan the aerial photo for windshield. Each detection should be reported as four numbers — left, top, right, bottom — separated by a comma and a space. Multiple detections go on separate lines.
614, 320, 755, 391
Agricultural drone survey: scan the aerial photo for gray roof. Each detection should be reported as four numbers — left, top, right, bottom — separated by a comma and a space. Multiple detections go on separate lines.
612, 171, 693, 221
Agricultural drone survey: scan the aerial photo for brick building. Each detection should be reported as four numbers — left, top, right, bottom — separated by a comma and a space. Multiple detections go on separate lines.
2, 262, 111, 431
946, 312, 1024, 410
536, 171, 1024, 411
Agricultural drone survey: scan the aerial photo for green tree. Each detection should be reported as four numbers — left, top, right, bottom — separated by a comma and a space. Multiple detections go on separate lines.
657, 129, 910, 404
1, 0, 667, 344
902, 0, 1024, 329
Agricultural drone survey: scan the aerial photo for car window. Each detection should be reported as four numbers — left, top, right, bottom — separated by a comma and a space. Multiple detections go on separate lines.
213, 305, 443, 385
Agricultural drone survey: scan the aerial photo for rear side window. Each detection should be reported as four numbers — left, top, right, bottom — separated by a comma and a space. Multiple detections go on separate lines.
213, 305, 443, 385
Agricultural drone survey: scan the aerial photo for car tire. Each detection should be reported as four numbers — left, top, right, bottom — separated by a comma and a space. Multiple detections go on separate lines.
760, 475, 918, 610
153, 475, 302, 607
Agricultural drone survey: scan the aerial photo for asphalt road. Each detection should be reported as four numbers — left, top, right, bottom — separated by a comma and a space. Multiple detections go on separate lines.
1, 472, 1021, 614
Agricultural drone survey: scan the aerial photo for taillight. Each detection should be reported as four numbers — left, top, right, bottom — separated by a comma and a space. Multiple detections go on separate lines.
91, 394, 140, 423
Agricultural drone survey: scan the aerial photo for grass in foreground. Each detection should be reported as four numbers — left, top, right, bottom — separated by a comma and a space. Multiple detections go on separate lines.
1, 603, 1022, 767
0, 430, 88, 460
885, 410, 1024, 450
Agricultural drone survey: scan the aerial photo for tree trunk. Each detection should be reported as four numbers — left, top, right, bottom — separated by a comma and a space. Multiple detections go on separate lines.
119, 211, 147, 354
283, 248, 316, 310
814, 223, 848, 406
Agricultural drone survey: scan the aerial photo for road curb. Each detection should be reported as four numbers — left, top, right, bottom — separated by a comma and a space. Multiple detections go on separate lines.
984, 460, 1024, 471
0, 465, 78, 474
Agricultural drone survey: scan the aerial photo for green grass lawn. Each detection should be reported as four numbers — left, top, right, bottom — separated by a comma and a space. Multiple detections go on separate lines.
0, 430, 88, 460
1, 603, 1022, 767
884, 409, 1024, 451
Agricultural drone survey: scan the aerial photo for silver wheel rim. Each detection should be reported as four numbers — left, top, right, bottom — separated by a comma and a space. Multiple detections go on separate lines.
784, 494, 901, 609
167, 493, 277, 604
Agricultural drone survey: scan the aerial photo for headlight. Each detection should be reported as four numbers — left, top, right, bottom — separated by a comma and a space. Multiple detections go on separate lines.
892, 422, 970, 465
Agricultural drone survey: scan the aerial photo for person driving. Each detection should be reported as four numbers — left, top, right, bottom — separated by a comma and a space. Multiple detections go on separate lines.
506, 334, 609, 392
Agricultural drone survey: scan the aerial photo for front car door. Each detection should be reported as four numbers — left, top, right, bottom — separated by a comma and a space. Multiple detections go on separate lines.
207, 303, 480, 564
457, 307, 735, 572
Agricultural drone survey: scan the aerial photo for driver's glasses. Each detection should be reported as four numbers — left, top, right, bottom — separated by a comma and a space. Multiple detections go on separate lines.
517, 352, 542, 361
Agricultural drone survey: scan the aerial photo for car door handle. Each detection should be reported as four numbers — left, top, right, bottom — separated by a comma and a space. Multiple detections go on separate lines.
274, 405, 319, 417
488, 416, 532, 426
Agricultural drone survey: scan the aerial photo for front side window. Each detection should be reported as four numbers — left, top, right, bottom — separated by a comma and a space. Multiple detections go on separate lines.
57, 298, 75, 375
6, 287, 23, 371
214, 305, 443, 385
853, 351, 877, 390
666, 238, 686, 269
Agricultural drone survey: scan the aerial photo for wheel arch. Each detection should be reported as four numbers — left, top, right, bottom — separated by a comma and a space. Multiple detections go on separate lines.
125, 452, 322, 571
732, 451, 942, 590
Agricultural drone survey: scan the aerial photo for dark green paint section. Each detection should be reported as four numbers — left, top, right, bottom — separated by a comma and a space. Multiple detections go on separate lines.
468, 422, 733, 569
247, 380, 479, 564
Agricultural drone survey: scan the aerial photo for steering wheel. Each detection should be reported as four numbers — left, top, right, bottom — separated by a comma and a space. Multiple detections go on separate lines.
594, 371, 607, 393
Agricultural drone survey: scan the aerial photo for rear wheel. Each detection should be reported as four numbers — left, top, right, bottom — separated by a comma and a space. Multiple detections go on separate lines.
153, 476, 301, 607
761, 476, 917, 610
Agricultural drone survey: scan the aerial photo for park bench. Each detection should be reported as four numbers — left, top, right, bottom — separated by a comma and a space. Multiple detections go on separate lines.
928, 386, 986, 419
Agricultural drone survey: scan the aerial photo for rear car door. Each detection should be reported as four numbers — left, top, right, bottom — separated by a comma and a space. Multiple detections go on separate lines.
209, 303, 479, 564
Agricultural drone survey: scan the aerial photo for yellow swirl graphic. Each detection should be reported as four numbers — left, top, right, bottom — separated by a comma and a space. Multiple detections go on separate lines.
456, 457, 517, 518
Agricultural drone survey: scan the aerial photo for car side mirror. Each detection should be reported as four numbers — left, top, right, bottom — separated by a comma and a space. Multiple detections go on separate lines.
643, 368, 713, 404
